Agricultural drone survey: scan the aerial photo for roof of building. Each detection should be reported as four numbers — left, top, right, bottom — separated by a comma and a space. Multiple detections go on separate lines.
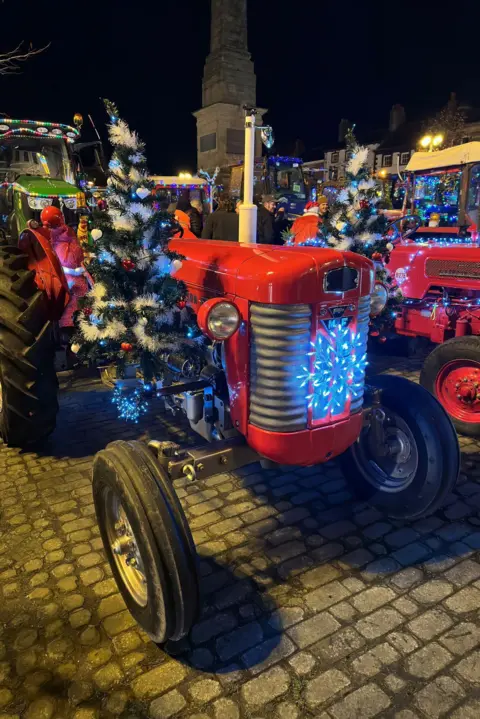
406, 142, 480, 172
376, 120, 423, 153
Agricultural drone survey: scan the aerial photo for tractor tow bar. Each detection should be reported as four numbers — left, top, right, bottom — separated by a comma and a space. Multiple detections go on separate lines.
148, 436, 260, 483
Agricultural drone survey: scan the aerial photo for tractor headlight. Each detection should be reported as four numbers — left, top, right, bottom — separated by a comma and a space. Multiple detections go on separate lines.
27, 197, 53, 210
62, 197, 77, 210
207, 302, 240, 340
370, 282, 388, 317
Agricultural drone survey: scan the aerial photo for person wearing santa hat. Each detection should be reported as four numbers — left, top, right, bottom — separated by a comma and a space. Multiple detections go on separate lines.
289, 197, 328, 245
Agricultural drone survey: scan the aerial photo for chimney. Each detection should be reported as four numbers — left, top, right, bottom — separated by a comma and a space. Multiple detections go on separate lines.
389, 104, 406, 133
338, 118, 351, 143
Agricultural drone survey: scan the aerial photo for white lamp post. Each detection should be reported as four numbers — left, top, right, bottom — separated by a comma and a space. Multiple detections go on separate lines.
238, 107, 274, 245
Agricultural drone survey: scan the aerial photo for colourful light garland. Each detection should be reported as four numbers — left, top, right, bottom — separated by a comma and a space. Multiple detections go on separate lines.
0, 181, 82, 200
0, 118, 79, 143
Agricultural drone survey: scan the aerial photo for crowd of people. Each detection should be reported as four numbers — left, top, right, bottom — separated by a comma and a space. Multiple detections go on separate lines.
170, 191, 329, 245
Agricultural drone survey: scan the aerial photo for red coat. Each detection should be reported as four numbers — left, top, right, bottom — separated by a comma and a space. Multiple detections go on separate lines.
51, 224, 90, 328
290, 213, 320, 245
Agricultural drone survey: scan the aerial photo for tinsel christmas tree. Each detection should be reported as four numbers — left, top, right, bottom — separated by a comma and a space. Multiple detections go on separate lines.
74, 100, 200, 416
320, 129, 402, 338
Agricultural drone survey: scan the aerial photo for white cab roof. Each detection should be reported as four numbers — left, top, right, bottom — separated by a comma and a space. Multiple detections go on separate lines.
406, 142, 480, 172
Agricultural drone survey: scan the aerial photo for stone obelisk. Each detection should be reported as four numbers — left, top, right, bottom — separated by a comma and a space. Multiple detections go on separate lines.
194, 0, 264, 172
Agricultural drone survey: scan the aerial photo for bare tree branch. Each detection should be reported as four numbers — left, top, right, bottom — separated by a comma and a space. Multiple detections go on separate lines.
0, 42, 50, 75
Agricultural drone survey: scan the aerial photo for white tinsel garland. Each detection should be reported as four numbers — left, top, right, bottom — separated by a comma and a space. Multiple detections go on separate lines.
132, 295, 159, 311
79, 317, 127, 342
358, 178, 376, 191
128, 152, 145, 164
110, 120, 140, 150
347, 147, 369, 176
129, 203, 154, 221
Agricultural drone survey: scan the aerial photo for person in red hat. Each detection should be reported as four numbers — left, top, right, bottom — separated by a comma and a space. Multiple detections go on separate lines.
40, 206, 91, 328
289, 197, 328, 245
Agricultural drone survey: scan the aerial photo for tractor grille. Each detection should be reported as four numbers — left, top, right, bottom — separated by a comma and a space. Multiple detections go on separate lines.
350, 295, 370, 413
249, 303, 312, 432
426, 259, 480, 280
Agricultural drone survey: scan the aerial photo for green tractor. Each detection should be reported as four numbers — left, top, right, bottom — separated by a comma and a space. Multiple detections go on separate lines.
0, 116, 88, 447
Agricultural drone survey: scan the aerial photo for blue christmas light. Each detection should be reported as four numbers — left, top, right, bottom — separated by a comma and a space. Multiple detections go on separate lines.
112, 386, 148, 423
99, 340, 107, 347
297, 318, 368, 420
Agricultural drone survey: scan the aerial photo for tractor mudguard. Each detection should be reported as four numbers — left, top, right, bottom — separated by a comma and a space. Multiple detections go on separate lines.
19, 227, 70, 321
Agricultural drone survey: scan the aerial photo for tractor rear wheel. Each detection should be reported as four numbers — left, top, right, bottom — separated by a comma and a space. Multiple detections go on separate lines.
341, 375, 459, 519
93, 440, 200, 644
420, 336, 480, 437
0, 245, 58, 447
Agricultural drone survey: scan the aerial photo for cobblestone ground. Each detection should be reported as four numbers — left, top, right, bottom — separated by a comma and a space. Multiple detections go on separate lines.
0, 355, 479, 719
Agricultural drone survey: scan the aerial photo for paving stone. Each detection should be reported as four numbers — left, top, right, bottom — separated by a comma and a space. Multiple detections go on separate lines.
408, 608, 453, 640
439, 622, 480, 655
329, 683, 391, 719
356, 608, 403, 639
305, 580, 350, 612
286, 612, 340, 649
241, 666, 290, 708
216, 622, 263, 662
406, 643, 453, 679
299, 564, 341, 589
93, 661, 123, 690
351, 643, 400, 677
450, 699, 480, 718
454, 650, 480, 684
132, 662, 186, 699
24, 697, 55, 718
387, 631, 420, 655
288, 651, 316, 675
310, 627, 365, 663
351, 587, 396, 613
191, 612, 237, 644
242, 634, 295, 674
444, 586, 480, 613
189, 679, 221, 702
414, 676, 465, 719
306, 668, 350, 707
444, 559, 480, 587
411, 580, 454, 604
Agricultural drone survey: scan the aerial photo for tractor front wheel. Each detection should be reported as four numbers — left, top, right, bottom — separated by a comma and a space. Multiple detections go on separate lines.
341, 375, 459, 519
93, 440, 200, 644
0, 245, 58, 447
420, 336, 480, 437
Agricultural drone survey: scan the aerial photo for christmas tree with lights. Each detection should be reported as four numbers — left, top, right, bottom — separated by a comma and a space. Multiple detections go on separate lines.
74, 100, 199, 417
320, 130, 403, 337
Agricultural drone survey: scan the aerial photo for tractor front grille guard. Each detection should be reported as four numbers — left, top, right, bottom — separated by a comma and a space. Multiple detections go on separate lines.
249, 296, 370, 433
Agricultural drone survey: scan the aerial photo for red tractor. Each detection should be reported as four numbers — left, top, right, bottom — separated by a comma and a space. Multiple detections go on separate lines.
385, 142, 480, 436
92, 238, 460, 644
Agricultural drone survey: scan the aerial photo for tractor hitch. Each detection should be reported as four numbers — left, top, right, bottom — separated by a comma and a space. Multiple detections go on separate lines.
148, 435, 260, 482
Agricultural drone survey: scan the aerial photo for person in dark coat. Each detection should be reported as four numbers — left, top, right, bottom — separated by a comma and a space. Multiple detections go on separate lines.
176, 196, 202, 237
201, 193, 239, 241
257, 194, 287, 244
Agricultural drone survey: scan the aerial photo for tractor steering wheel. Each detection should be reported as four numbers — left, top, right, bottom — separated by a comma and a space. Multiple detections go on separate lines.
384, 215, 422, 245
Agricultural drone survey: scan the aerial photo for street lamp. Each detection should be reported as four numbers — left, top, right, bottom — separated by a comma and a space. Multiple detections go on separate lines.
238, 107, 274, 245
420, 134, 444, 152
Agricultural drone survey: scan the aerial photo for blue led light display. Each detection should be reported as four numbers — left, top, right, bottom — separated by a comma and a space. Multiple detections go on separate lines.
298, 318, 368, 420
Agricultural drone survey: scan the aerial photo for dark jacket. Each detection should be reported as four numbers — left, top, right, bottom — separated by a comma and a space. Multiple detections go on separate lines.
257, 204, 275, 244
201, 211, 239, 241
187, 207, 203, 237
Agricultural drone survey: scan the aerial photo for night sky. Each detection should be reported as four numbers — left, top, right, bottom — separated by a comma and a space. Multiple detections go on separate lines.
1, 0, 479, 173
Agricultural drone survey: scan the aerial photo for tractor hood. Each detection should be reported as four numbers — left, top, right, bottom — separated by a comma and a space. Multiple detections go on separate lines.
169, 238, 373, 304
15, 175, 79, 197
